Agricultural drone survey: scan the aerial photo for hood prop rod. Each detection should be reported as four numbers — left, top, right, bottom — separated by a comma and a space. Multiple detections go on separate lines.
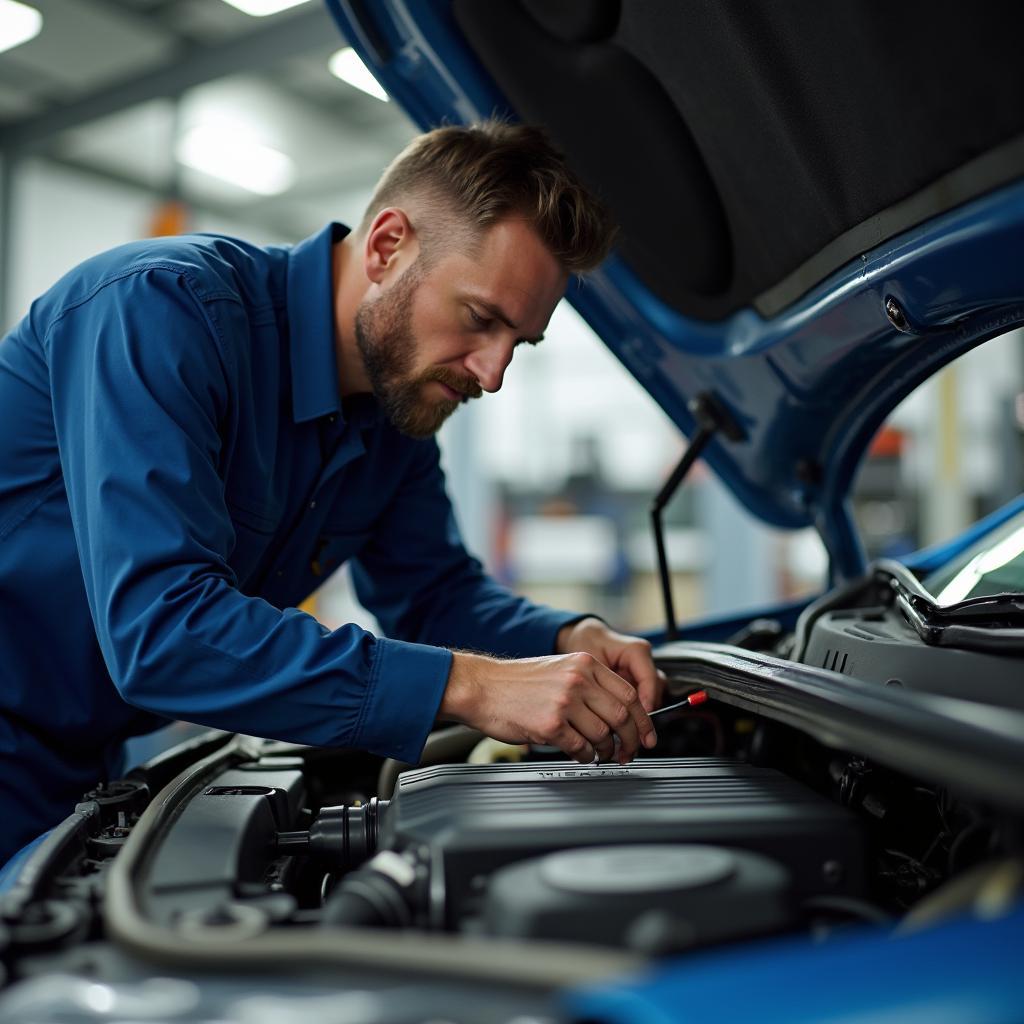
651, 391, 745, 641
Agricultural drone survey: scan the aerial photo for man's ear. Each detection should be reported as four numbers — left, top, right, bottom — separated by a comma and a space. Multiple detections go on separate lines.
363, 207, 416, 285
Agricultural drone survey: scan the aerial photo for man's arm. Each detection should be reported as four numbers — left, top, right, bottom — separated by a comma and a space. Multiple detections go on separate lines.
46, 268, 450, 763
349, 441, 665, 764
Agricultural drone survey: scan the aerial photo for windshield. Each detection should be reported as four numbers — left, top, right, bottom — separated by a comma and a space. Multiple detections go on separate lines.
922, 509, 1024, 606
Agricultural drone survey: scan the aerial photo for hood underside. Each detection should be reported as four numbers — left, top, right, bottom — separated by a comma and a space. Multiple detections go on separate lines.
327, 0, 1024, 577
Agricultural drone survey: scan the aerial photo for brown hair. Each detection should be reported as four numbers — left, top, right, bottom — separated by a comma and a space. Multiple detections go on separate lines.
360, 120, 616, 274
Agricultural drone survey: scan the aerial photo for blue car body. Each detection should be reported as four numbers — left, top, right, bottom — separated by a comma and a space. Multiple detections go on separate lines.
325, 0, 1024, 583
325, 1, 1024, 1019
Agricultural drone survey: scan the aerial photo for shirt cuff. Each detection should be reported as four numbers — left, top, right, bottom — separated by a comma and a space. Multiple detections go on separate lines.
352, 637, 453, 764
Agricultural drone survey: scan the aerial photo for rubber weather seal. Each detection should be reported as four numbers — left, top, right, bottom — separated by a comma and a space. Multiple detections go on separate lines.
655, 642, 1024, 811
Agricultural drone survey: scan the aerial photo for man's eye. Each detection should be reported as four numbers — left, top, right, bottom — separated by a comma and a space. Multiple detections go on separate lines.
468, 308, 490, 328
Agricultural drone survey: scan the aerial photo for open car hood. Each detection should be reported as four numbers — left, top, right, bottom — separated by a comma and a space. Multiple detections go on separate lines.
326, 0, 1024, 579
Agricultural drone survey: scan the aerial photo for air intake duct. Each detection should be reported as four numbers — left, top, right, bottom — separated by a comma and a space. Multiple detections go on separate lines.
321, 849, 428, 929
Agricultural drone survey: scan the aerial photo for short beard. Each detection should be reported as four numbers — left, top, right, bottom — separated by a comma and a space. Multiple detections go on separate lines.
354, 261, 482, 438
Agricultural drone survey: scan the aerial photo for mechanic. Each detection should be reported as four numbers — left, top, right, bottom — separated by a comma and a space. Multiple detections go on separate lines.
0, 120, 664, 867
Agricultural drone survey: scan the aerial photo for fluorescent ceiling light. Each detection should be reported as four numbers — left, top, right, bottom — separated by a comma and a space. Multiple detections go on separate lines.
328, 47, 389, 102
0, 0, 42, 56
218, 0, 311, 15
176, 124, 295, 196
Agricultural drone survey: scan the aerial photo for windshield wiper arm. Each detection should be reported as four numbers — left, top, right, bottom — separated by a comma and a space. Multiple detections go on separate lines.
875, 559, 1024, 650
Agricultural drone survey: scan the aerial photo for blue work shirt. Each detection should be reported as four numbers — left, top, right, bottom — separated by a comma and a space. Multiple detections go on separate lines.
0, 222, 576, 863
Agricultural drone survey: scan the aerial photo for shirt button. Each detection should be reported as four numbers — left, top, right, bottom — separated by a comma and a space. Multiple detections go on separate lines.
309, 500, 317, 509
276, 570, 283, 577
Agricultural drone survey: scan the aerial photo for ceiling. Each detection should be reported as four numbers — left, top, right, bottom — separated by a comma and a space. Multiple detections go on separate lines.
0, 0, 418, 238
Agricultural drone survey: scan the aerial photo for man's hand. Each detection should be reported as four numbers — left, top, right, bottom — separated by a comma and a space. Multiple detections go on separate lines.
440, 648, 658, 766
555, 617, 667, 714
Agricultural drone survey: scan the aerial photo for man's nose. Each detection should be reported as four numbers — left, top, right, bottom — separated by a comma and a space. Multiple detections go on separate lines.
464, 340, 514, 394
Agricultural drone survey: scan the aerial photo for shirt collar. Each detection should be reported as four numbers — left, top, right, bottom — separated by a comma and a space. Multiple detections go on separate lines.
287, 221, 349, 424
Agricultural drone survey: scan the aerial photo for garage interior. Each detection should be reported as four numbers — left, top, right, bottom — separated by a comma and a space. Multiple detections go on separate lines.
0, 3, 1022, 1019
2, 0, 1023, 646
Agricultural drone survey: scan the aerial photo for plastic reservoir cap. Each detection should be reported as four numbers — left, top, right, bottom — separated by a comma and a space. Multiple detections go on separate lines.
539, 845, 736, 895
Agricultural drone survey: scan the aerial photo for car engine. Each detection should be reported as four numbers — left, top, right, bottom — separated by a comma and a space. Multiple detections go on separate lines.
1, 566, 1022, 1020
140, 753, 861, 955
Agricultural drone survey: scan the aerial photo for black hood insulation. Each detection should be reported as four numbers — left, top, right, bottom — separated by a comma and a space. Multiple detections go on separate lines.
453, 0, 1024, 318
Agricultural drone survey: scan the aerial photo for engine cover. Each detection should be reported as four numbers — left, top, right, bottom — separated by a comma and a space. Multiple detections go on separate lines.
483, 844, 795, 951
379, 757, 865, 927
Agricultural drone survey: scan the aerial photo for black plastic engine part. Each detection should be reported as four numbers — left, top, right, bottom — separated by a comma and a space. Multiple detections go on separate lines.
276, 798, 383, 869
482, 844, 794, 951
321, 850, 427, 929
141, 764, 305, 925
80, 779, 149, 823
72, 779, 151, 859
380, 758, 866, 928
802, 604, 1024, 710
308, 799, 381, 866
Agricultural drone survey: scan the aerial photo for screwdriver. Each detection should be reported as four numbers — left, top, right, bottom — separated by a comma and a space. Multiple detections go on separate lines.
650, 689, 708, 718
595, 690, 709, 765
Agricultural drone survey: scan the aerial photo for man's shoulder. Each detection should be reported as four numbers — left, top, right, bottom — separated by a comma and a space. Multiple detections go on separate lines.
36, 233, 286, 335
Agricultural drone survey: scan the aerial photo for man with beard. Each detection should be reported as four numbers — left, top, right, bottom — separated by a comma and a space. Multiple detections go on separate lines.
0, 121, 664, 867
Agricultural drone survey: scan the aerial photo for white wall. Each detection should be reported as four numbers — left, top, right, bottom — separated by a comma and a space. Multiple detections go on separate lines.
4, 157, 292, 330
477, 300, 682, 492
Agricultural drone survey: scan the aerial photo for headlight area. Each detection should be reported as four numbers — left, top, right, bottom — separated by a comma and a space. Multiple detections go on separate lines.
1, 644, 1022, 1020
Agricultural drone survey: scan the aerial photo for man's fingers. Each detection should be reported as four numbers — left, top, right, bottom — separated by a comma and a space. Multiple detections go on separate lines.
554, 725, 597, 765
616, 642, 662, 713
496, 650, 660, 766
592, 661, 657, 757
582, 682, 645, 764
569, 706, 617, 762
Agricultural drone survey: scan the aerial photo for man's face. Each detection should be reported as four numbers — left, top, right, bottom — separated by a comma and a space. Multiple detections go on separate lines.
354, 217, 567, 438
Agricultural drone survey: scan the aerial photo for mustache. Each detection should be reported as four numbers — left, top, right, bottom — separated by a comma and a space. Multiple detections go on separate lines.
425, 366, 483, 401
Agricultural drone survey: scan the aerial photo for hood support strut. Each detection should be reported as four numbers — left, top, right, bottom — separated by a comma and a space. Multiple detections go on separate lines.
652, 392, 745, 640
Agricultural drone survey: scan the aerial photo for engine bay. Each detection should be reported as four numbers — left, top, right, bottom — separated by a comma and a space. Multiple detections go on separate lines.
2, 564, 1023, 1020
136, 753, 866, 955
